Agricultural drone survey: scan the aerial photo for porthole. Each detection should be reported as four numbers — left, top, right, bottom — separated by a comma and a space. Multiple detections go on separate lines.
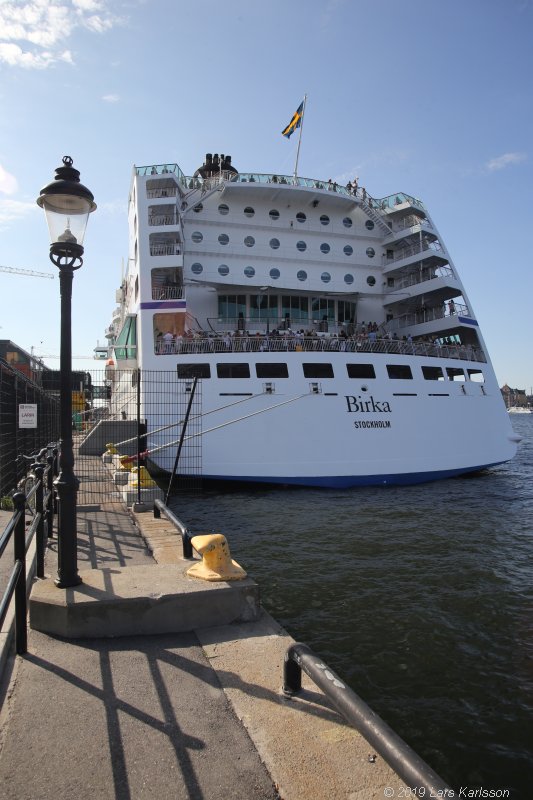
269, 268, 280, 280
343, 244, 353, 256
269, 209, 280, 220
367, 276, 376, 286
296, 212, 306, 223
366, 247, 375, 258
297, 270, 307, 281
344, 274, 354, 285
342, 217, 352, 228
365, 220, 375, 230
218, 264, 229, 276
244, 236, 255, 247
218, 233, 229, 245
320, 242, 330, 254
244, 266, 255, 278
193, 203, 203, 213
296, 240, 307, 252
320, 214, 330, 226
191, 263, 203, 275
321, 272, 331, 283
191, 231, 203, 243
270, 238, 280, 249
244, 206, 255, 218
218, 203, 229, 215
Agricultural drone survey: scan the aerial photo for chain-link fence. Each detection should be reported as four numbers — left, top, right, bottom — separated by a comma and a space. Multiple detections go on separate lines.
0, 359, 60, 499
0, 366, 202, 504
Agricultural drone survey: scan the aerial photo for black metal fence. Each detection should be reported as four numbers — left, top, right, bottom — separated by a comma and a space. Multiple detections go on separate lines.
0, 359, 60, 499
73, 370, 202, 504
0, 367, 203, 505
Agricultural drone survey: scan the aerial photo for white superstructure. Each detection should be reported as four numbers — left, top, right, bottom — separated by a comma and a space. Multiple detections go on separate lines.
103, 153, 517, 487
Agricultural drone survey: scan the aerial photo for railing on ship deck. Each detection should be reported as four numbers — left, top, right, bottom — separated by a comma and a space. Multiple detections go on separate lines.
153, 334, 486, 363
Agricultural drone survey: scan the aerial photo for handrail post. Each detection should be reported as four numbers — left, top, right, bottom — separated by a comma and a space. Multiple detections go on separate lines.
46, 455, 55, 539
13, 491, 27, 655
34, 465, 45, 578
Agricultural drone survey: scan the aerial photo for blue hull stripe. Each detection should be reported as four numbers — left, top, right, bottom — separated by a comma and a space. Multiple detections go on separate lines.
194, 462, 504, 488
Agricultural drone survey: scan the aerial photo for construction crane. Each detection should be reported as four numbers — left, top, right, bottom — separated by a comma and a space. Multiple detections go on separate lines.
0, 265, 54, 279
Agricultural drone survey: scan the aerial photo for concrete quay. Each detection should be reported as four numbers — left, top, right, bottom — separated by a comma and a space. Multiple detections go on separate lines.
0, 458, 412, 799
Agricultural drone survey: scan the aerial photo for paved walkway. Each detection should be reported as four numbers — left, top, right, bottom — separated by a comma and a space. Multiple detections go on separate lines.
0, 491, 278, 800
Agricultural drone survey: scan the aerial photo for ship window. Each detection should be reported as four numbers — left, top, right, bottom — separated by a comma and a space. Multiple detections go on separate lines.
218, 233, 229, 245
337, 301, 357, 323
343, 245, 353, 256
347, 364, 376, 379
422, 366, 445, 381
191, 262, 203, 274
191, 231, 203, 243
296, 212, 306, 223
468, 369, 484, 382
321, 272, 331, 283
282, 295, 309, 321
244, 206, 255, 218
320, 243, 330, 254
269, 209, 280, 220
244, 266, 255, 278
387, 365, 413, 379
367, 276, 376, 286
218, 203, 229, 215
303, 363, 334, 378
218, 294, 246, 319
244, 236, 255, 247
270, 238, 280, 249
216, 363, 251, 378
344, 274, 354, 285
218, 264, 229, 276
447, 367, 465, 381
320, 214, 330, 225
342, 217, 352, 228
366, 247, 375, 258
297, 270, 307, 281
256, 363, 289, 378
365, 220, 375, 230
177, 364, 211, 379
270, 268, 280, 280
296, 241, 307, 252
193, 203, 203, 213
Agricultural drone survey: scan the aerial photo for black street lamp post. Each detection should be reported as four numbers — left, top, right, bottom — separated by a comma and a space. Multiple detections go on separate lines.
37, 156, 96, 588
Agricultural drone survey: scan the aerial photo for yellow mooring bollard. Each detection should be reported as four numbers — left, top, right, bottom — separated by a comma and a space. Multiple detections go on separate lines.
187, 534, 247, 581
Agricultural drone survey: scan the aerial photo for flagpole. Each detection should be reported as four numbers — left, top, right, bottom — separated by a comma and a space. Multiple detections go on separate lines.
293, 94, 307, 182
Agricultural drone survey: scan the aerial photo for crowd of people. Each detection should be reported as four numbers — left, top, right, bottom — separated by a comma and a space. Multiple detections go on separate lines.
153, 325, 485, 363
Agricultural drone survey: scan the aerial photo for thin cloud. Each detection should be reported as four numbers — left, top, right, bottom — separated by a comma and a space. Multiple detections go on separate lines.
0, 164, 18, 195
102, 93, 120, 103
486, 152, 527, 172
0, 1, 124, 69
0, 199, 37, 228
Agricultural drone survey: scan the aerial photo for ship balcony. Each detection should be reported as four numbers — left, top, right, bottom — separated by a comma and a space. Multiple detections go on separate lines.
382, 242, 448, 273
384, 220, 437, 247
386, 302, 471, 337
104, 325, 116, 339
384, 269, 462, 303
149, 233, 183, 259
148, 205, 178, 226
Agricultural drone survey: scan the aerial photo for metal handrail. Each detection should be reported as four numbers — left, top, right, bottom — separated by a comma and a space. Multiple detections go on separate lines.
153, 499, 193, 558
283, 642, 453, 795
0, 446, 58, 654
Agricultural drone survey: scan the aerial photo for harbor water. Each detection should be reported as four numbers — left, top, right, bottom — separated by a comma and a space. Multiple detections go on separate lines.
169, 416, 533, 798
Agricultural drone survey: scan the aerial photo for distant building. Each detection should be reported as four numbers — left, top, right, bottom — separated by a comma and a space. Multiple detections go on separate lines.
500, 384, 528, 409
0, 339, 48, 383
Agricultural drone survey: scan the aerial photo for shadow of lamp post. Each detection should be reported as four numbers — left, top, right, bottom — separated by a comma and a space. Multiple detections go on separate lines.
36, 156, 96, 588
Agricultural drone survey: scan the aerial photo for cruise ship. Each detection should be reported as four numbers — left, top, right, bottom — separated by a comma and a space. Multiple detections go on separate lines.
100, 152, 518, 487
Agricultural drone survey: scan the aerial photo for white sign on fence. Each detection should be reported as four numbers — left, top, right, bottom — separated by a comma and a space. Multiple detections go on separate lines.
19, 403, 38, 428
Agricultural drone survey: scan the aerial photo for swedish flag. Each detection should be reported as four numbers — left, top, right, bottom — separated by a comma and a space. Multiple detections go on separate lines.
281, 101, 304, 138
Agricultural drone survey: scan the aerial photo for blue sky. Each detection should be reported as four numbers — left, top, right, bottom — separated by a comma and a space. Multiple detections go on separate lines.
0, 0, 531, 390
